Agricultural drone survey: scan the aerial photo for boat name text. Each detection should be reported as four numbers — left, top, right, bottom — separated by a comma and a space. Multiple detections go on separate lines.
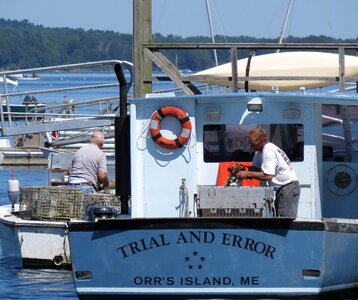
116, 230, 276, 259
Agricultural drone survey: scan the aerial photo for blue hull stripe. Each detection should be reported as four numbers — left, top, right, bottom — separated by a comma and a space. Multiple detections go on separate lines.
76, 282, 358, 295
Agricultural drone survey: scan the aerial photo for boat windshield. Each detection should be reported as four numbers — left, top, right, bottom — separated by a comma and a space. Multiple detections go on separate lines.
322, 104, 358, 162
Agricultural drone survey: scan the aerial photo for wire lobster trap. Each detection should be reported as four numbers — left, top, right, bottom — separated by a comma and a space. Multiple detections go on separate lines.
19, 186, 121, 221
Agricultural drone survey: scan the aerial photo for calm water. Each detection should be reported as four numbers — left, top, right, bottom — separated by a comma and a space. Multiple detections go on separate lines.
1, 72, 357, 300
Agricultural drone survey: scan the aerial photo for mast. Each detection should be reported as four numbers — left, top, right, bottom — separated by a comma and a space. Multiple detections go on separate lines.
277, 0, 293, 52
205, 0, 219, 66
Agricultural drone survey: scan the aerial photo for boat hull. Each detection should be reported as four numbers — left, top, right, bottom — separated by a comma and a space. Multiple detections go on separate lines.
1, 103, 46, 120
188, 51, 358, 91
0, 205, 71, 269
69, 218, 358, 299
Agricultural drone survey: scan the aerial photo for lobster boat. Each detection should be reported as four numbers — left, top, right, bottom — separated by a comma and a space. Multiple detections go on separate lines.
68, 65, 358, 298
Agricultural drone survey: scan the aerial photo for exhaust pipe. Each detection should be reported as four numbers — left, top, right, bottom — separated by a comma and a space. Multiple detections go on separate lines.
114, 63, 130, 214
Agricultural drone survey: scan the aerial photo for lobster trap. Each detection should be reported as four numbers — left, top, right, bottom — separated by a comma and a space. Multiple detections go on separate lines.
19, 186, 121, 221
196, 186, 275, 217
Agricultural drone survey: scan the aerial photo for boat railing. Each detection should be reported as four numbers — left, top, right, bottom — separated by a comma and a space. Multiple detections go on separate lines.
0, 60, 133, 137
140, 43, 358, 96
21, 96, 119, 122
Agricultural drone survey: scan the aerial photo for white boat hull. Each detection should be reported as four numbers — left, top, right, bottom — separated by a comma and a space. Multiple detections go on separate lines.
188, 51, 358, 90
0, 77, 18, 86
0, 204, 70, 269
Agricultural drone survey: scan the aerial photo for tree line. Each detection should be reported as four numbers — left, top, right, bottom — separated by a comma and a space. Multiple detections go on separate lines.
0, 18, 357, 71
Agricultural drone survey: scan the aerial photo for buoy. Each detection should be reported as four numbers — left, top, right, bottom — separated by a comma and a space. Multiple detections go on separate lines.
8, 168, 20, 209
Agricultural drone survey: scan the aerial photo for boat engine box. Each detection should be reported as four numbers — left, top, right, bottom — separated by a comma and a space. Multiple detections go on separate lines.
197, 186, 275, 217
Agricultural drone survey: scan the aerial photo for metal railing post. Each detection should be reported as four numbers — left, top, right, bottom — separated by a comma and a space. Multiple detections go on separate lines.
230, 47, 238, 92
339, 47, 346, 92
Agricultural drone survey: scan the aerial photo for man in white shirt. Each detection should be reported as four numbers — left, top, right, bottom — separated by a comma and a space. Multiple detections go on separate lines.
236, 127, 300, 217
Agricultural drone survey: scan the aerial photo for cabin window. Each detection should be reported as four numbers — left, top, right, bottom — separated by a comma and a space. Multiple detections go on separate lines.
322, 104, 358, 162
203, 124, 304, 162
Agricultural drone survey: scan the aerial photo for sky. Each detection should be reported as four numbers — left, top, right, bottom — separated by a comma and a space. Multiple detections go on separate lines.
1, 0, 357, 40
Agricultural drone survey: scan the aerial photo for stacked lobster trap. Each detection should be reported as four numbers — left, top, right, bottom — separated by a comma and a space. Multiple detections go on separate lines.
19, 186, 121, 221
196, 186, 275, 217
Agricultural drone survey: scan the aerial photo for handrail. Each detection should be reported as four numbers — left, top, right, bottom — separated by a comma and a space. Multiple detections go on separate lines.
142, 42, 358, 50
0, 60, 133, 76
141, 43, 358, 95
0, 60, 133, 137
1, 83, 121, 98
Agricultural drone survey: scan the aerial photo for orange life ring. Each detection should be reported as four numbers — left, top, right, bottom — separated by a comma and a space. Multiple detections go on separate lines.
150, 106, 192, 149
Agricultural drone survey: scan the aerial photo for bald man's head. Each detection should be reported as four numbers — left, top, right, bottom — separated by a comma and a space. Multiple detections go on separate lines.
91, 131, 105, 148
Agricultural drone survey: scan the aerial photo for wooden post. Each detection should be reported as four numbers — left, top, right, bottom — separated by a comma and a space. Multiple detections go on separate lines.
133, 0, 152, 98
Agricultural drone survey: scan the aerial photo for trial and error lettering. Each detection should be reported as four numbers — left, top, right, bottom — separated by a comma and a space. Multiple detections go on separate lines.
116, 230, 276, 259
117, 233, 170, 258
221, 233, 276, 259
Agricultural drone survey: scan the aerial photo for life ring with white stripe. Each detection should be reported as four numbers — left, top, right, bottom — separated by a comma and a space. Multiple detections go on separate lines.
150, 106, 192, 149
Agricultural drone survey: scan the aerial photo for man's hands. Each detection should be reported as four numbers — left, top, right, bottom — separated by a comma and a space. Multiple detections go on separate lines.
227, 163, 248, 175
226, 163, 249, 185
235, 170, 251, 180
97, 171, 109, 190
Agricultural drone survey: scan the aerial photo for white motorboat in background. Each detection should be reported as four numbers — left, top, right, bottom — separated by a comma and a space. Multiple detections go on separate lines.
7, 72, 40, 81
188, 51, 358, 91
0, 76, 18, 86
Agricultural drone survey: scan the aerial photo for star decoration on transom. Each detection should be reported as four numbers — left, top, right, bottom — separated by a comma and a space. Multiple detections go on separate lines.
184, 251, 207, 270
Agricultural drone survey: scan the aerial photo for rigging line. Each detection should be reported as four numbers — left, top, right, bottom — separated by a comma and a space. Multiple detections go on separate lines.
322, 0, 334, 38
210, 0, 228, 43
261, 0, 285, 41
152, 0, 168, 42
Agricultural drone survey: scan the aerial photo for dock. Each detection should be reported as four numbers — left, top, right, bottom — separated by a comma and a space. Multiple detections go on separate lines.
0, 147, 48, 166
